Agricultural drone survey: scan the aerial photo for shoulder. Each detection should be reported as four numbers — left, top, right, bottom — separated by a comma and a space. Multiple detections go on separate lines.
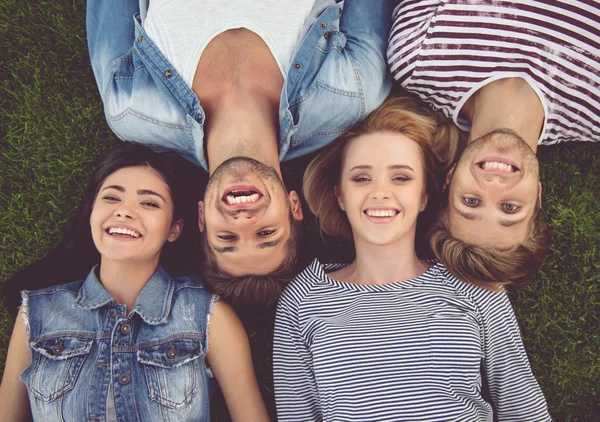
23, 279, 84, 300
436, 262, 513, 312
170, 275, 216, 303
279, 259, 329, 309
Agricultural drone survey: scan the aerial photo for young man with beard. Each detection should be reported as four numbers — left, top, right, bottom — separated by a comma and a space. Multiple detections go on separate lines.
387, 0, 599, 287
87, 0, 394, 304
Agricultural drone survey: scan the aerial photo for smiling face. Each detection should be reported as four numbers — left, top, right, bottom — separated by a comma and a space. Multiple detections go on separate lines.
336, 132, 428, 247
198, 157, 303, 276
447, 131, 541, 247
90, 166, 182, 265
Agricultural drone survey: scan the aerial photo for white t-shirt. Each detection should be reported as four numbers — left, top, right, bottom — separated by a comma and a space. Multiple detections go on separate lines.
143, 0, 318, 86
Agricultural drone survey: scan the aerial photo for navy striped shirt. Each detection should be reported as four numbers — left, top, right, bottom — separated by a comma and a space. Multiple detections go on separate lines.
273, 260, 551, 421
387, 0, 600, 145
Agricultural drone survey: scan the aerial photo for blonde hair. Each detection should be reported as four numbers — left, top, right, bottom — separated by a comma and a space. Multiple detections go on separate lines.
303, 96, 462, 241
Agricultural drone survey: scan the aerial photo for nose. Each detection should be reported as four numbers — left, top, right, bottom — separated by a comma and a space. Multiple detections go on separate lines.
114, 204, 136, 219
231, 212, 256, 224
484, 175, 507, 185
371, 180, 391, 200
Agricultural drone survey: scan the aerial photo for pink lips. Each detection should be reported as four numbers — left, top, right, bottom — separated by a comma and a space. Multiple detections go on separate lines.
477, 156, 520, 171
221, 184, 264, 210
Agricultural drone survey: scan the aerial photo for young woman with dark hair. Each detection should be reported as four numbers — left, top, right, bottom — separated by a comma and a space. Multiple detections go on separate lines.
0, 143, 269, 422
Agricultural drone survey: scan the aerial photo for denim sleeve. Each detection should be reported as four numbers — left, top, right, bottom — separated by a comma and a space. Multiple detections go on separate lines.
481, 292, 552, 421
86, 0, 139, 98
340, 0, 395, 113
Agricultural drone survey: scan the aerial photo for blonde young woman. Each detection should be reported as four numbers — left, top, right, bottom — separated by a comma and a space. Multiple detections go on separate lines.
272, 97, 551, 421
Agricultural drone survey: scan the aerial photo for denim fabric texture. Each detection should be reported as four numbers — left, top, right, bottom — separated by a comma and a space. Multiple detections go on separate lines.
20, 266, 216, 422
87, 0, 394, 170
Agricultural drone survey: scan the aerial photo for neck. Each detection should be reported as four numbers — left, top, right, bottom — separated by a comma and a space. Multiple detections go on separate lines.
462, 77, 544, 153
204, 86, 282, 175
99, 258, 159, 313
344, 235, 429, 285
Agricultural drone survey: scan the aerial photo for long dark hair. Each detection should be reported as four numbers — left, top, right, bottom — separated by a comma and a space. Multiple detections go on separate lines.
2, 142, 206, 315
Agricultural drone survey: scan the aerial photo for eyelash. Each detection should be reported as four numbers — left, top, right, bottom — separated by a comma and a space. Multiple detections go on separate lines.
352, 176, 410, 183
217, 234, 237, 241
463, 197, 481, 207
257, 229, 276, 237
501, 203, 520, 213
463, 198, 521, 213
142, 201, 159, 208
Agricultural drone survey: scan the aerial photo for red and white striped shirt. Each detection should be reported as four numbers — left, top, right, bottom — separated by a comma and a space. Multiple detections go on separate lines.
387, 0, 600, 145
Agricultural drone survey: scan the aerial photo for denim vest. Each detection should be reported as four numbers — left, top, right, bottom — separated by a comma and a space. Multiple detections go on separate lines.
87, 0, 394, 170
20, 266, 216, 422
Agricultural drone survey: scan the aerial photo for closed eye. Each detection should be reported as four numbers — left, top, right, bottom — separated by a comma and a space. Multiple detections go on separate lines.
141, 201, 159, 208
353, 176, 371, 183
102, 195, 120, 202
393, 175, 410, 182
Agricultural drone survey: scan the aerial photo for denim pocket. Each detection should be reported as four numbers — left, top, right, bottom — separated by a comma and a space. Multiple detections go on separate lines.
138, 338, 203, 410
28, 336, 93, 402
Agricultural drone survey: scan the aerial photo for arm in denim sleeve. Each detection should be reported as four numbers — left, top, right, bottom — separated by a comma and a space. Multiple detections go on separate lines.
273, 292, 322, 421
481, 292, 552, 421
340, 0, 395, 114
86, 0, 139, 98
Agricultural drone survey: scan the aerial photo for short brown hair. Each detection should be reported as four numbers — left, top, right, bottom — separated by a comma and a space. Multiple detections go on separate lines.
430, 202, 551, 290
303, 96, 462, 241
200, 215, 302, 308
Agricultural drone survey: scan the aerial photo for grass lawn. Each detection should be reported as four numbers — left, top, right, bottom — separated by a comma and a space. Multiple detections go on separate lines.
1, 1, 599, 421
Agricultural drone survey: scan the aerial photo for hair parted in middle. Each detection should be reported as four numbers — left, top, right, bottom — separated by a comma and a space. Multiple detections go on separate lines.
303, 95, 463, 243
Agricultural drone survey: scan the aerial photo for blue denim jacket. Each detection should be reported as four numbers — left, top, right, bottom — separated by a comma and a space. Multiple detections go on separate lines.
87, 0, 394, 170
20, 266, 216, 422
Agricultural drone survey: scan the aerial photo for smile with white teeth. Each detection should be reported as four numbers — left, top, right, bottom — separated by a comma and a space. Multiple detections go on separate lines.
107, 227, 141, 238
365, 209, 398, 217
225, 192, 261, 205
480, 161, 517, 172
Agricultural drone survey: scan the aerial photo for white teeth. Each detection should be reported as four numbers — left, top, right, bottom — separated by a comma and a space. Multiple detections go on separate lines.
225, 193, 260, 205
483, 161, 514, 172
108, 227, 140, 238
366, 209, 397, 217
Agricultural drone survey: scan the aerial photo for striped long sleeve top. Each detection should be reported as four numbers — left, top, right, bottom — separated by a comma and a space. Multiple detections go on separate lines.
273, 260, 551, 421
387, 0, 600, 145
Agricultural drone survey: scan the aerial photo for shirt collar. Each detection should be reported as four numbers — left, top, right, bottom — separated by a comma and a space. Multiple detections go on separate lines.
74, 265, 175, 325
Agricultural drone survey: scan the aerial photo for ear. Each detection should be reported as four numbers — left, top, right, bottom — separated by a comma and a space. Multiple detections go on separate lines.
420, 193, 429, 212
334, 185, 345, 211
197, 201, 205, 233
288, 191, 304, 221
443, 164, 456, 191
537, 182, 543, 208
167, 219, 184, 242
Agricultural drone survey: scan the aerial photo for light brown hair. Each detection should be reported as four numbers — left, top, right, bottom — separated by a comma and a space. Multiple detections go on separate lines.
431, 197, 551, 290
303, 96, 462, 242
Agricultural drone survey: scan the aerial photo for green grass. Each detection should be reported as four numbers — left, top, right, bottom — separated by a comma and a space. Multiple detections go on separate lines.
1, 1, 599, 421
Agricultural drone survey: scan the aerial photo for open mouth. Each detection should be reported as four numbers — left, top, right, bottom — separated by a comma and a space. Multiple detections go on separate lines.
363, 209, 400, 220
106, 227, 141, 238
222, 186, 263, 205
476, 159, 519, 173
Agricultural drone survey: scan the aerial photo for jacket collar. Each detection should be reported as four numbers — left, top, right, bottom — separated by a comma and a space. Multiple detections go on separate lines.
74, 265, 174, 325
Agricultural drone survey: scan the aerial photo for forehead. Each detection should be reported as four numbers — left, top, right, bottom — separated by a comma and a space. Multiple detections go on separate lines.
343, 132, 423, 167
101, 166, 168, 190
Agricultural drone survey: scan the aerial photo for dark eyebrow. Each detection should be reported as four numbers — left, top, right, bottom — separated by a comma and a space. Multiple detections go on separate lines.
137, 189, 165, 201
257, 237, 283, 250
101, 186, 165, 201
213, 245, 238, 254
349, 165, 414, 172
453, 205, 482, 221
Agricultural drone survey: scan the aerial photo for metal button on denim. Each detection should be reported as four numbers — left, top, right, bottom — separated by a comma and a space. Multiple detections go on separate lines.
167, 345, 179, 360
137, 36, 143, 43
320, 23, 327, 29
294, 62, 301, 69
51, 342, 64, 356
119, 374, 131, 385
120, 323, 131, 335
164, 69, 173, 78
